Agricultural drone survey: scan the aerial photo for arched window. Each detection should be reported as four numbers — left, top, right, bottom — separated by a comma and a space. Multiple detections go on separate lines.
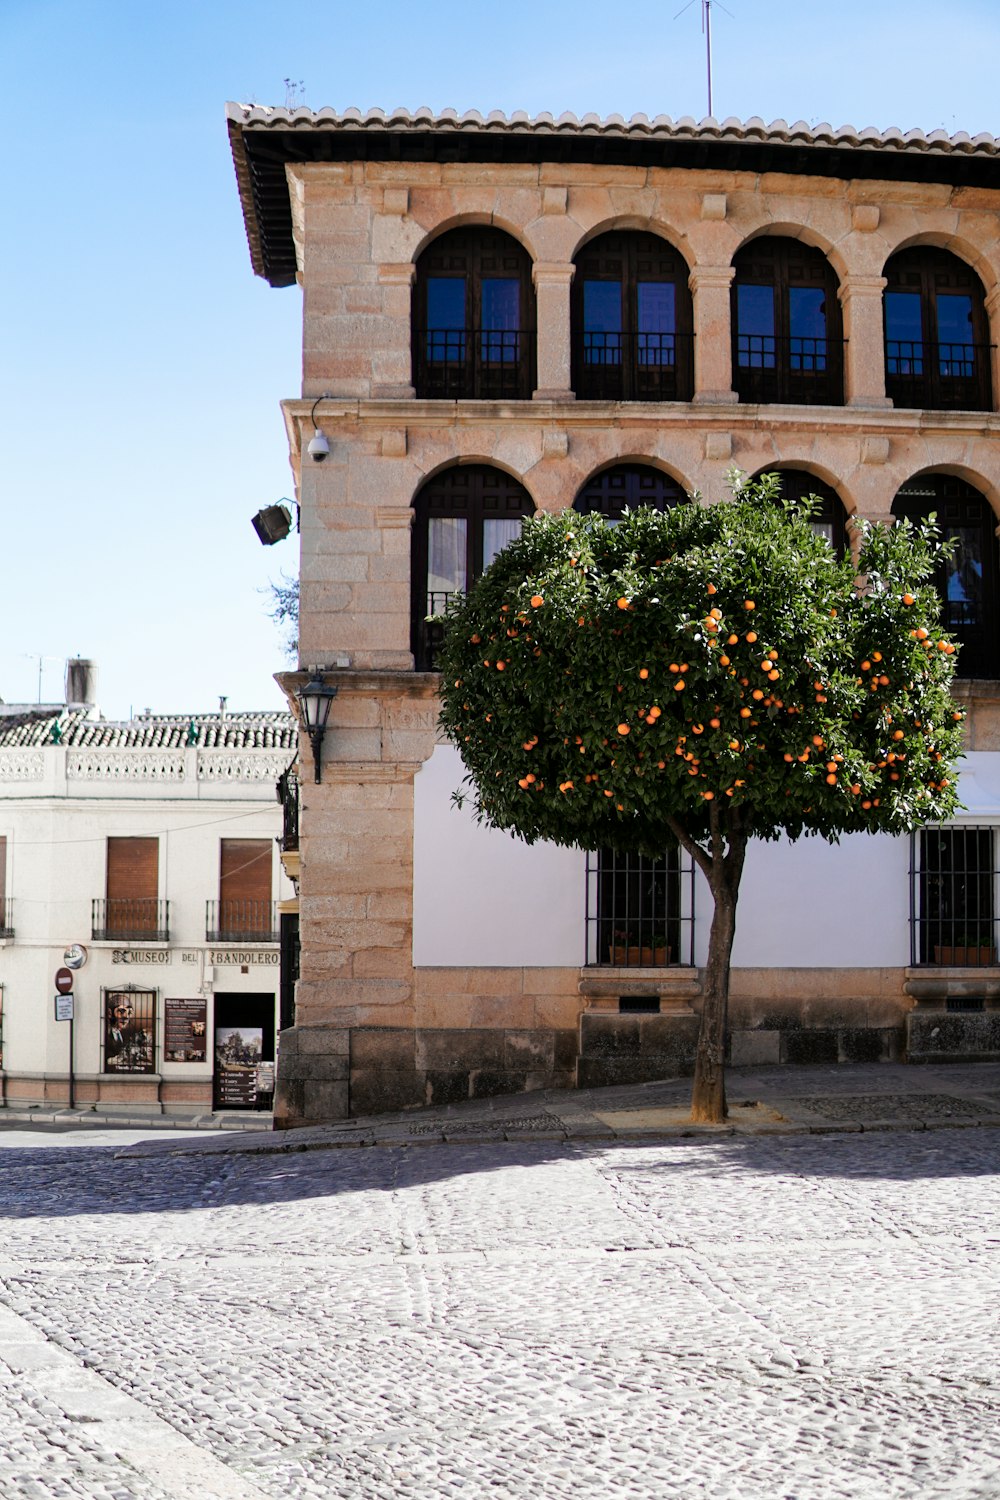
572, 233, 693, 401
883, 247, 991, 412
574, 464, 684, 522
749, 468, 848, 554
412, 227, 535, 399
732, 237, 843, 405
411, 466, 535, 670
892, 475, 999, 679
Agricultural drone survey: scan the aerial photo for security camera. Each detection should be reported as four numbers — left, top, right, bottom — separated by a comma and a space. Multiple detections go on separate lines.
307, 429, 330, 462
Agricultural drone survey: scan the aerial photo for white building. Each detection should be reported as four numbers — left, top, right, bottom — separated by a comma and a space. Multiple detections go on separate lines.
0, 676, 296, 1113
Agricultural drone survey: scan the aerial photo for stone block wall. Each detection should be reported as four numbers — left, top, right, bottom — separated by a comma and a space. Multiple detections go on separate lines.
269, 152, 1000, 1127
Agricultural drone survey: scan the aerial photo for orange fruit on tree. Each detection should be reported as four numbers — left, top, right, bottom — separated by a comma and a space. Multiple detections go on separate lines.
617, 723, 630, 735
530, 595, 544, 608
744, 600, 755, 610
617, 597, 630, 610
746, 631, 758, 644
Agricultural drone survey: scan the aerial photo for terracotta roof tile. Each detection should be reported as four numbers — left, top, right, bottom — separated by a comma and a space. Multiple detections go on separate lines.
226, 103, 1000, 156
0, 709, 296, 751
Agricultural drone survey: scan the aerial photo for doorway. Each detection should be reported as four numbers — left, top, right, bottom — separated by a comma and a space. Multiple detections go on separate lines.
213, 993, 275, 1110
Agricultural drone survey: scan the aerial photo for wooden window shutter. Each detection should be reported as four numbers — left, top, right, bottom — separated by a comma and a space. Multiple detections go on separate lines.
219, 839, 272, 937
106, 838, 158, 901
105, 837, 159, 937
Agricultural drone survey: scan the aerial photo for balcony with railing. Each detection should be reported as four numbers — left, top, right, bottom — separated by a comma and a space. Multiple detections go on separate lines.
277, 765, 299, 852
413, 328, 533, 400
733, 333, 844, 405
206, 900, 279, 944
92, 899, 169, 943
885, 340, 992, 412
574, 331, 694, 402
414, 589, 460, 672
0, 898, 12, 939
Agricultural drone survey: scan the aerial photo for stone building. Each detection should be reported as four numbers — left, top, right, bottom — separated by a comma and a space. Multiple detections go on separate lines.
0, 667, 295, 1113
227, 105, 1000, 1126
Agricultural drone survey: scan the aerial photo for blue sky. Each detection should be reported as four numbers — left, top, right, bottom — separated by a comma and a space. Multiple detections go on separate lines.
2, 0, 999, 718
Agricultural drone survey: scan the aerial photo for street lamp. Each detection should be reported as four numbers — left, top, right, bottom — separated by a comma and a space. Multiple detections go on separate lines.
297, 672, 338, 783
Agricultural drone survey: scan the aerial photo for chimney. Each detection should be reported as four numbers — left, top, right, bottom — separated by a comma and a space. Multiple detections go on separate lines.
65, 658, 98, 711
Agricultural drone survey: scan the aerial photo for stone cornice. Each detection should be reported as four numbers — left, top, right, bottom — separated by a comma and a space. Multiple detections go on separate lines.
281, 396, 1000, 439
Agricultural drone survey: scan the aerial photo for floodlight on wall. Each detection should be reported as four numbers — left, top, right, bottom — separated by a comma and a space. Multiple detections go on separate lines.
297, 670, 338, 783
306, 395, 332, 462
251, 502, 294, 546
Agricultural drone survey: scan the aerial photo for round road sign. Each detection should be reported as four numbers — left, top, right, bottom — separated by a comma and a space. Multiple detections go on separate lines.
54, 967, 74, 995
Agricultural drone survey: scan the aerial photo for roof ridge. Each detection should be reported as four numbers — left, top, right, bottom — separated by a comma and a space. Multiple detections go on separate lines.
225, 102, 1000, 155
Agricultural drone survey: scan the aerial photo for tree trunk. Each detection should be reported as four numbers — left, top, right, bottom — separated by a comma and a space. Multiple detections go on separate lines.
689, 825, 747, 1124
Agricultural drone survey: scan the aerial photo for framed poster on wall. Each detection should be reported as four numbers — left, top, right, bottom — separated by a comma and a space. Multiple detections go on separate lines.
103, 990, 156, 1073
164, 999, 208, 1062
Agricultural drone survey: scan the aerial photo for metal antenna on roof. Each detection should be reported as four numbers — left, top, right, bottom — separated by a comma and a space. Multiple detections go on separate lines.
21, 653, 60, 704
674, 0, 733, 118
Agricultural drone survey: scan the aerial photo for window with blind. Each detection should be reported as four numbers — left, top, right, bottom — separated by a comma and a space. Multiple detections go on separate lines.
97, 837, 164, 941
208, 839, 275, 942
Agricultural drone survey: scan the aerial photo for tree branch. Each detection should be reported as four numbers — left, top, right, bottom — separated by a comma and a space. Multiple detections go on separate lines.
666, 815, 713, 883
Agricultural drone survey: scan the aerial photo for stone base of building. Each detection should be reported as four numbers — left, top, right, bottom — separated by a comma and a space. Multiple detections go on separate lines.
273, 965, 1000, 1127
0, 1073, 215, 1113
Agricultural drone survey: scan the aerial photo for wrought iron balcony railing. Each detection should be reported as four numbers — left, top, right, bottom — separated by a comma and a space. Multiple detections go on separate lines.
206, 901, 279, 944
885, 339, 992, 412
92, 899, 169, 943
414, 589, 461, 672
733, 333, 844, 406
413, 327, 533, 399
574, 330, 694, 401
277, 764, 299, 852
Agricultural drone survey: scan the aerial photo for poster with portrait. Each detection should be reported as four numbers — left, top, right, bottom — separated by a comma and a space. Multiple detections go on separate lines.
103, 991, 155, 1074
164, 999, 208, 1062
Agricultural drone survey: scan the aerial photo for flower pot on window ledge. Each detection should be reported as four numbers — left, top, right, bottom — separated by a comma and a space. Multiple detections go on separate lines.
608, 944, 671, 967
933, 945, 996, 966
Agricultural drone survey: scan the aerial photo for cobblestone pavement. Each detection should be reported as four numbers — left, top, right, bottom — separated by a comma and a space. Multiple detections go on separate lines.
0, 1118, 997, 1499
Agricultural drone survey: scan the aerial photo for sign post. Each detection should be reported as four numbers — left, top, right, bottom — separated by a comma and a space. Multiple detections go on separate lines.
54, 968, 75, 1109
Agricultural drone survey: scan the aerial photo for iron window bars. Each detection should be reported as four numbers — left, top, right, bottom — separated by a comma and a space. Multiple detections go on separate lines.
102, 988, 157, 1074
585, 844, 696, 968
910, 825, 999, 967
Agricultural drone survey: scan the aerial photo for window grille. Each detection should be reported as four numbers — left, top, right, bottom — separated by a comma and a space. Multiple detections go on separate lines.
102, 988, 157, 1074
585, 844, 695, 967
910, 826, 998, 967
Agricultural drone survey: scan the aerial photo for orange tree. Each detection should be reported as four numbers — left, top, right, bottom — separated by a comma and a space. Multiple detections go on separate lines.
437, 478, 964, 1122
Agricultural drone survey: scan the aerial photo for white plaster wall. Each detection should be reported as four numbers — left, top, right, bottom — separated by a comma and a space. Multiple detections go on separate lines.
0, 745, 291, 1078
721, 833, 909, 969
413, 748, 1000, 972
413, 745, 586, 967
